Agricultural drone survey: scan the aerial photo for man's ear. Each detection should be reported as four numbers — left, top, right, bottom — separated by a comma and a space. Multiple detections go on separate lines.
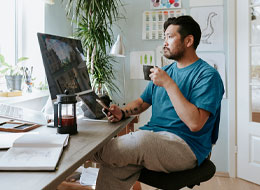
185, 35, 194, 48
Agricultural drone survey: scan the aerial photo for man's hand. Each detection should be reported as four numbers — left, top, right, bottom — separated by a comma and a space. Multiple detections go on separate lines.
149, 67, 172, 88
106, 104, 123, 122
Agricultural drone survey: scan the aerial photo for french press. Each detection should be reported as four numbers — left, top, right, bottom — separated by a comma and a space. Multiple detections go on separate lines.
54, 91, 77, 135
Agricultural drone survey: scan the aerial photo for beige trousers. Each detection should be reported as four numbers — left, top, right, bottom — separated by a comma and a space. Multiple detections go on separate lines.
91, 130, 197, 190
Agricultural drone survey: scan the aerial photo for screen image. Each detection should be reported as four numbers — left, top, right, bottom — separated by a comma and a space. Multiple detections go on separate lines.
37, 33, 91, 100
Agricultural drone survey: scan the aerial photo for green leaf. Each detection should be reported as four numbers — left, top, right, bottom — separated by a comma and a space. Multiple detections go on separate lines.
0, 68, 9, 74
0, 54, 5, 63
1, 62, 10, 67
0, 54, 29, 76
17, 57, 29, 63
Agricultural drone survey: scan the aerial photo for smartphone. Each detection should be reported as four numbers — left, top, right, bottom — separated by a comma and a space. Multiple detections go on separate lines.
96, 99, 109, 117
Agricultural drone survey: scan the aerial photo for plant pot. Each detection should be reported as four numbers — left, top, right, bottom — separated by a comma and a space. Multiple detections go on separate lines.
5, 75, 23, 91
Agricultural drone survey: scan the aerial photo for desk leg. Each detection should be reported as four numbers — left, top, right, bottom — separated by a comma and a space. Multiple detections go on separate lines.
117, 116, 138, 136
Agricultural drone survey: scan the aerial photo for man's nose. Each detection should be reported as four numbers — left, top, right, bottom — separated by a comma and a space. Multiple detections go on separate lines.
164, 40, 168, 47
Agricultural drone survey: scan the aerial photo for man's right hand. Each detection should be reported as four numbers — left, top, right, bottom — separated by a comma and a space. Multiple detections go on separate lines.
107, 104, 123, 122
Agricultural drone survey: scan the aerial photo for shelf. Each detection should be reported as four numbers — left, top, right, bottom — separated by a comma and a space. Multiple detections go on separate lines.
0, 90, 49, 104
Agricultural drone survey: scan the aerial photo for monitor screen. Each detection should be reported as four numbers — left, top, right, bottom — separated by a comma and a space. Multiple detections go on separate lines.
37, 33, 91, 100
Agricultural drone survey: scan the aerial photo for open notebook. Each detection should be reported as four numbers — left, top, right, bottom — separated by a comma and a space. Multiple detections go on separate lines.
0, 133, 69, 171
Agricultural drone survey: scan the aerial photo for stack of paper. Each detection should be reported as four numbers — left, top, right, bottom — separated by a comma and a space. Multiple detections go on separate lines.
80, 167, 99, 186
0, 133, 69, 171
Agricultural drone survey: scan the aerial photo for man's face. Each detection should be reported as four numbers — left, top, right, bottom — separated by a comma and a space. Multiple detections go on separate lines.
163, 25, 185, 61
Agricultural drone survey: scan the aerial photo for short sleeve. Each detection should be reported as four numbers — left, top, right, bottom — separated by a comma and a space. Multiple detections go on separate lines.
190, 71, 224, 115
140, 81, 154, 105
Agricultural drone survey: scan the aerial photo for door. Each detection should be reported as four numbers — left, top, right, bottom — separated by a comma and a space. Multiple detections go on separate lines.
237, 0, 260, 184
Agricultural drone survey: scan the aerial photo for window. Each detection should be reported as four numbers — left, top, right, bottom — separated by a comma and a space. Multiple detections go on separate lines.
0, 0, 45, 90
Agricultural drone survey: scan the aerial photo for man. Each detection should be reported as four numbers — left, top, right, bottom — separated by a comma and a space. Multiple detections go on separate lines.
91, 15, 224, 190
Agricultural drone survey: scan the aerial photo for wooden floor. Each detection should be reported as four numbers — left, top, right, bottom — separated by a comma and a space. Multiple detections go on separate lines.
140, 176, 260, 190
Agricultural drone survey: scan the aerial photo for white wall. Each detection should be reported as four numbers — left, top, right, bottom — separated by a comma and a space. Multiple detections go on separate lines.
44, 1, 72, 37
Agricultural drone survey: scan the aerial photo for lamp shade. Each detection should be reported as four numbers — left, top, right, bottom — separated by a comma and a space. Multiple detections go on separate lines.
44, 0, 55, 4
110, 35, 125, 57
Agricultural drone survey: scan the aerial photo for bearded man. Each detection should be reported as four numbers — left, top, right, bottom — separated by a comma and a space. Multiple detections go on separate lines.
91, 15, 224, 190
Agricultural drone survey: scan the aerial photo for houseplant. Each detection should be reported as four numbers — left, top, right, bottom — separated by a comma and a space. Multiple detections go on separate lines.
0, 54, 29, 91
64, 0, 125, 96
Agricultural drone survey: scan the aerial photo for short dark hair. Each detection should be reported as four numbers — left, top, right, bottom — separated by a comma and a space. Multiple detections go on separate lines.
164, 15, 201, 50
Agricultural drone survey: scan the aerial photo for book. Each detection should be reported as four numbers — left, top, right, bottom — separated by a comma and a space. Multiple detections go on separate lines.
0, 132, 38, 149
0, 133, 69, 171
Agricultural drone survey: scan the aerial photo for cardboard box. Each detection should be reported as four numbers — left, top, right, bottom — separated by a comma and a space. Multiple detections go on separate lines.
0, 91, 22, 97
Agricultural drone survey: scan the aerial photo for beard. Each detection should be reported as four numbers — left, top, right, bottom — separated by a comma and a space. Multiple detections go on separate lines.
163, 45, 185, 61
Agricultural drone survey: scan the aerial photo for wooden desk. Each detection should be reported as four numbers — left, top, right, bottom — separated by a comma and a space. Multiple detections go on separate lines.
0, 117, 135, 190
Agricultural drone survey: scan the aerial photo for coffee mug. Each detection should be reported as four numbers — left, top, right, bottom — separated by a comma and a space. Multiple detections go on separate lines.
143, 65, 154, 80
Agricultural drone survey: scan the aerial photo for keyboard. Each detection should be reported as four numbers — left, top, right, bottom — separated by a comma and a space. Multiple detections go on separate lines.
0, 104, 23, 120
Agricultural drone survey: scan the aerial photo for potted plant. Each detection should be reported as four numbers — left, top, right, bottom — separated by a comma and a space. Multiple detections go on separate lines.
0, 54, 29, 91
64, 0, 125, 97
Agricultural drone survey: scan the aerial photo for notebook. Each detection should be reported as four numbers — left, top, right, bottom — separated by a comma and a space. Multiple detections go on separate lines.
0, 103, 48, 126
0, 132, 38, 149
0, 133, 69, 171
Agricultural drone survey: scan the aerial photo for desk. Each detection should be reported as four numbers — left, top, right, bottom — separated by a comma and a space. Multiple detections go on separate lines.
0, 117, 135, 190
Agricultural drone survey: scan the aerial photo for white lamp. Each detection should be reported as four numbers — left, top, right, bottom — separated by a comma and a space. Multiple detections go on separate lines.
110, 35, 125, 57
44, 0, 55, 5
110, 34, 126, 105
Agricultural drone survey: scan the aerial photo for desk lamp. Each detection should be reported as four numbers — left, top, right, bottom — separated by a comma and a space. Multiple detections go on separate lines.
110, 34, 126, 105
110, 35, 125, 57
44, 0, 55, 5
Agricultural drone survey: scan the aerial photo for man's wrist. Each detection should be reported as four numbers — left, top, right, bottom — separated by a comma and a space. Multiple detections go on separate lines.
121, 109, 126, 120
164, 78, 175, 89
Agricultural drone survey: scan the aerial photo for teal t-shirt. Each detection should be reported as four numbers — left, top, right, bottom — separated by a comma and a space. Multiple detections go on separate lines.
140, 59, 224, 166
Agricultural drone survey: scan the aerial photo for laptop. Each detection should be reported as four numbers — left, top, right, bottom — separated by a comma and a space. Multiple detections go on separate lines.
0, 103, 48, 126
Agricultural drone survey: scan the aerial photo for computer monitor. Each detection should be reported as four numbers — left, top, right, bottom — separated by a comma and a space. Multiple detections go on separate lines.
37, 33, 105, 119
37, 33, 91, 100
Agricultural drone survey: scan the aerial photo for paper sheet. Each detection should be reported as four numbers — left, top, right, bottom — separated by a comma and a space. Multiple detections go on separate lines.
80, 167, 99, 186
0, 132, 38, 149
130, 51, 155, 79
190, 0, 223, 7
142, 9, 186, 40
150, 0, 182, 9
190, 6, 224, 51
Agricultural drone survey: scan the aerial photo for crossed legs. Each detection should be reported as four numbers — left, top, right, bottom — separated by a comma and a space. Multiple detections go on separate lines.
91, 130, 197, 190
